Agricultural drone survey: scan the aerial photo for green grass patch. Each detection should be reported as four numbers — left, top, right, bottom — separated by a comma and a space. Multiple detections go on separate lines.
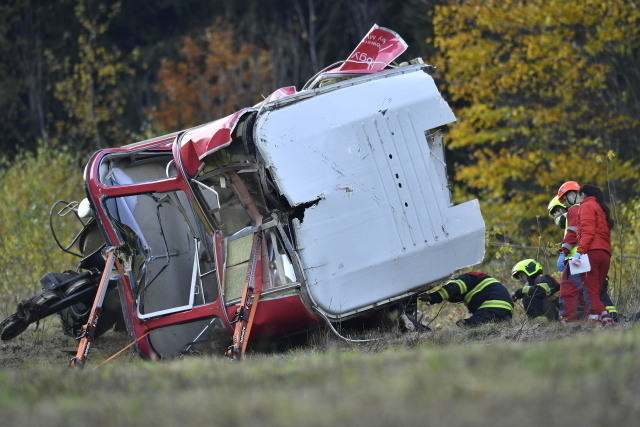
1, 322, 638, 426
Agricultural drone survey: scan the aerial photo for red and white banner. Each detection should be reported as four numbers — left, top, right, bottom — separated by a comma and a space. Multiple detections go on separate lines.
328, 24, 408, 74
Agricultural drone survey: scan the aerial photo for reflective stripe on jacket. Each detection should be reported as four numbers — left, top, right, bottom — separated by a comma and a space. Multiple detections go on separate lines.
478, 300, 514, 311
430, 272, 513, 314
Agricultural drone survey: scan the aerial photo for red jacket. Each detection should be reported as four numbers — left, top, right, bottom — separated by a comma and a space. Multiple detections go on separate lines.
577, 196, 611, 255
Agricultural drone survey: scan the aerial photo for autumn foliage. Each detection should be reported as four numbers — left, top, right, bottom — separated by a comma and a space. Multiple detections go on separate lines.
432, 0, 640, 244
429, 0, 640, 303
149, 20, 273, 133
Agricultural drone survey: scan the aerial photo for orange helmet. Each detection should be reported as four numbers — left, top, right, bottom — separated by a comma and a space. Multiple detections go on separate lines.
557, 181, 580, 202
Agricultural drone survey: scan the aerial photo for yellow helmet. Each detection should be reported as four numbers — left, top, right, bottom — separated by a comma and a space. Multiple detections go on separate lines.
547, 195, 567, 217
511, 259, 543, 278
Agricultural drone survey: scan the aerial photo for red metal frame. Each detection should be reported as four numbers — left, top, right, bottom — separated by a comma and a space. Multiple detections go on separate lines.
69, 250, 125, 367
78, 131, 317, 364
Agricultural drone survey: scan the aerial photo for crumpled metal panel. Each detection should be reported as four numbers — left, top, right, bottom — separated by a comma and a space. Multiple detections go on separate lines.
254, 65, 485, 319
179, 109, 253, 176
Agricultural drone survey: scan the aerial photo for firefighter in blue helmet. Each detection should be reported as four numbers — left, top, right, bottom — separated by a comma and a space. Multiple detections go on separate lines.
419, 272, 513, 326
511, 259, 560, 322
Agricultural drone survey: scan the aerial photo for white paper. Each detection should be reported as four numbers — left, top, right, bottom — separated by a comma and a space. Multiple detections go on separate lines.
569, 254, 591, 274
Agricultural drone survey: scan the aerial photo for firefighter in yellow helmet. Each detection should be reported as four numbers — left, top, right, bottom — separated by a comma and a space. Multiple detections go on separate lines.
511, 259, 559, 322
547, 195, 567, 229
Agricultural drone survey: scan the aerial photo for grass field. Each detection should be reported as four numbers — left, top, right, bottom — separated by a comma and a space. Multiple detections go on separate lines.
1, 315, 639, 427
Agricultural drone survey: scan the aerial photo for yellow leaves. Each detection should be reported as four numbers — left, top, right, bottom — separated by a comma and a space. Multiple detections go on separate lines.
433, 0, 640, 199
492, 241, 515, 262
594, 1, 640, 51
451, 136, 634, 241
434, 0, 637, 102
457, 147, 545, 190
51, 0, 131, 151
595, 149, 616, 165
0, 146, 84, 299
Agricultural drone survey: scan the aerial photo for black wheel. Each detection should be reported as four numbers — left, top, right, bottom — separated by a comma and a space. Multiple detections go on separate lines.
14, 290, 62, 325
0, 314, 29, 341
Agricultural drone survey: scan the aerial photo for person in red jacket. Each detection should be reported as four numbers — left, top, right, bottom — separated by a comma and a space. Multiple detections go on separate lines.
552, 185, 619, 322
571, 184, 615, 324
555, 181, 586, 322
419, 272, 513, 326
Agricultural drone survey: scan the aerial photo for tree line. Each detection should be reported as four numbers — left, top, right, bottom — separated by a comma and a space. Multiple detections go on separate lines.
1, 0, 640, 283
0, 0, 434, 155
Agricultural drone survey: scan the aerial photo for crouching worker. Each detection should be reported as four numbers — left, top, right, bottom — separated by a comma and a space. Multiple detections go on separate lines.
419, 272, 513, 326
511, 259, 560, 322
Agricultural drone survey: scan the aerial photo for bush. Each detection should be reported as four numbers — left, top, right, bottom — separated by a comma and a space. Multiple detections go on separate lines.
0, 145, 85, 314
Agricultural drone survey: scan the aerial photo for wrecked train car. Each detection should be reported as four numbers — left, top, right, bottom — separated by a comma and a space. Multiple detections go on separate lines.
1, 26, 485, 364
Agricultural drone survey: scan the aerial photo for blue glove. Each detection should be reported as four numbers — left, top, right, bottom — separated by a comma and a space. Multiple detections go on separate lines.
572, 253, 582, 260
556, 253, 566, 272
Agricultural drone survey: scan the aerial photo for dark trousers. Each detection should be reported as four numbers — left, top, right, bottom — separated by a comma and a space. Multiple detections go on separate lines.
522, 295, 559, 321
463, 308, 512, 326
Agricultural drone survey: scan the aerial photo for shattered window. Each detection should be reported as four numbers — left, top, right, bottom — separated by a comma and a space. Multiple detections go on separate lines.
97, 149, 219, 316
106, 189, 218, 317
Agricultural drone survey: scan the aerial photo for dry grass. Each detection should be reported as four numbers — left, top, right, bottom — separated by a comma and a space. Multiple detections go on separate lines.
2, 306, 640, 426
2, 322, 639, 426
2, 261, 640, 427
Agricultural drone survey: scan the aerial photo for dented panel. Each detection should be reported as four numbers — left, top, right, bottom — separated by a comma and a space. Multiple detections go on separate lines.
254, 65, 485, 319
